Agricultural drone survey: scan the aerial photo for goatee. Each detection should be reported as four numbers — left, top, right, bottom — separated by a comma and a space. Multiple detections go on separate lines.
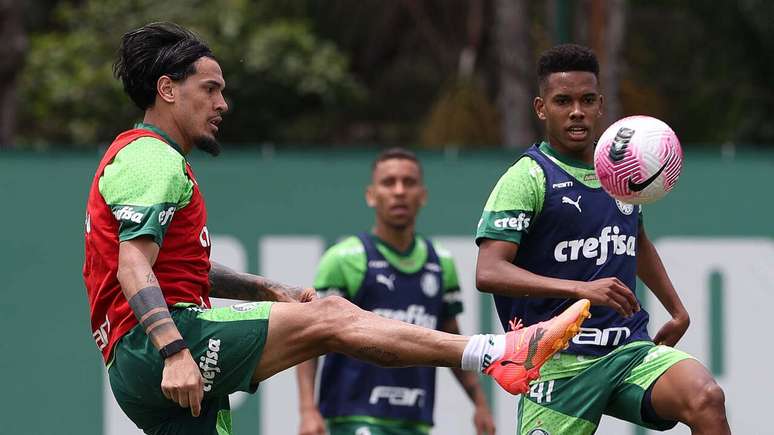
194, 135, 221, 156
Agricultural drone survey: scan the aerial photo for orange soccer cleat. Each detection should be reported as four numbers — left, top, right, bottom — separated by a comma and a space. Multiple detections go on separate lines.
484, 299, 591, 395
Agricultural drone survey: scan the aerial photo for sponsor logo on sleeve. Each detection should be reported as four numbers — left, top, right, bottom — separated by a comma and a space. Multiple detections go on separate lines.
493, 212, 531, 231
113, 206, 144, 224
158, 206, 177, 225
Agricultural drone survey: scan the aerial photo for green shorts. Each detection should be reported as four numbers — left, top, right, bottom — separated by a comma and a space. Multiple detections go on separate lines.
328, 417, 430, 435
108, 302, 273, 435
517, 341, 693, 434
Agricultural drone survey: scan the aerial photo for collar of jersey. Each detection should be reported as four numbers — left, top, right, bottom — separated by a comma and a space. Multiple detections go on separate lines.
134, 122, 185, 157
369, 233, 428, 274
371, 233, 417, 257
539, 141, 594, 170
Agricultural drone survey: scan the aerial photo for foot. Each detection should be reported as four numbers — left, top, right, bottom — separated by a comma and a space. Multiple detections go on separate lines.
484, 299, 591, 395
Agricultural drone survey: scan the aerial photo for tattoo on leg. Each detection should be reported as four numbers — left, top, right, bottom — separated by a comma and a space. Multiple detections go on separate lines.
146, 272, 157, 284
356, 346, 399, 366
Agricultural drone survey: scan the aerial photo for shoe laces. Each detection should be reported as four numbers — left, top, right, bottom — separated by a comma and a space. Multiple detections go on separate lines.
508, 317, 524, 331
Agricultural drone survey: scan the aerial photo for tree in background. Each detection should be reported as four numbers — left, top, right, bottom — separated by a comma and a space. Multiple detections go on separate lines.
16, 0, 363, 149
10, 0, 774, 149
0, 0, 27, 148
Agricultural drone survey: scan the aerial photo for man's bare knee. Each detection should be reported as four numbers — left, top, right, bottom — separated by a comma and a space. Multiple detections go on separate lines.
684, 381, 727, 426
316, 296, 363, 348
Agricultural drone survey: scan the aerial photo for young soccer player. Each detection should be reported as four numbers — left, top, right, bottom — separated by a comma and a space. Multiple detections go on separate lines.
296, 148, 496, 435
83, 23, 590, 435
475, 43, 731, 434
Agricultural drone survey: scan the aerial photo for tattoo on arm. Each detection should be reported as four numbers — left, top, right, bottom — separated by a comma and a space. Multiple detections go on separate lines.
208, 261, 302, 301
355, 346, 399, 366
127, 285, 175, 348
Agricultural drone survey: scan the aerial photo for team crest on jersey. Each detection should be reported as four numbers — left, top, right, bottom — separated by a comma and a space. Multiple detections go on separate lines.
528, 429, 550, 435
421, 272, 439, 297
615, 199, 635, 215
232, 302, 259, 312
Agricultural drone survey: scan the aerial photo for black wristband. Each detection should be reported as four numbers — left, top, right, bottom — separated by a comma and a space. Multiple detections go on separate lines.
159, 339, 188, 359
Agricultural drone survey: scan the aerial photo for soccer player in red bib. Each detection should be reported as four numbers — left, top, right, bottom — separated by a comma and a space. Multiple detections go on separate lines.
84, 22, 592, 435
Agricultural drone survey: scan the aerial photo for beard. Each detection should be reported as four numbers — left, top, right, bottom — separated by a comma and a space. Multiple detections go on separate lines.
193, 135, 221, 156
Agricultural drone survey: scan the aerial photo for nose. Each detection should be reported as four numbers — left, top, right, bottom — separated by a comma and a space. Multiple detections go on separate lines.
393, 181, 406, 195
569, 101, 584, 120
215, 92, 228, 114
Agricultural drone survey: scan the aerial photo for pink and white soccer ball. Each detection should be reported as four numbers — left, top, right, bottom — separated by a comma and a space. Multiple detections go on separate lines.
594, 115, 683, 204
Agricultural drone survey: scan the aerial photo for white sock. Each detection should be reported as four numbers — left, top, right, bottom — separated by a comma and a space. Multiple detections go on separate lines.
461, 334, 505, 372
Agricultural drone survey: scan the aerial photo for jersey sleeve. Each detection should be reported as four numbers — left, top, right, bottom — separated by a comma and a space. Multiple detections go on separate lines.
435, 243, 463, 320
475, 157, 545, 246
313, 237, 367, 300
98, 137, 192, 246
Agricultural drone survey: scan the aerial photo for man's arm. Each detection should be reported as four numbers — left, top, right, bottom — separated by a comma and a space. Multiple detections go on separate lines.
476, 239, 639, 317
117, 237, 203, 417
637, 226, 690, 346
208, 261, 315, 303
442, 318, 496, 435
296, 358, 326, 435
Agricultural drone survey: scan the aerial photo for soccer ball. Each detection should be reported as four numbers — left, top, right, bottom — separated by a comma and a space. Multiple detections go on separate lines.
594, 115, 683, 205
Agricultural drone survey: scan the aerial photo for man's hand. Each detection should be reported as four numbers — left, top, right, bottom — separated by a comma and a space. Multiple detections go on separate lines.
575, 277, 640, 317
653, 313, 690, 346
161, 349, 204, 417
473, 403, 496, 435
295, 287, 318, 303
298, 407, 326, 435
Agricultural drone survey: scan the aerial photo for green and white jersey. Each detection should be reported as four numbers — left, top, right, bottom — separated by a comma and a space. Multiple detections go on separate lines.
476, 142, 642, 245
315, 235, 463, 320
98, 123, 193, 246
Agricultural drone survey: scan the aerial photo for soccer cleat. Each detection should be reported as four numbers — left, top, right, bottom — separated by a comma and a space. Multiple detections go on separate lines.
484, 299, 591, 395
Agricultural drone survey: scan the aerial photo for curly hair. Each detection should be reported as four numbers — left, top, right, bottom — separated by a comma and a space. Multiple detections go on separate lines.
537, 44, 599, 90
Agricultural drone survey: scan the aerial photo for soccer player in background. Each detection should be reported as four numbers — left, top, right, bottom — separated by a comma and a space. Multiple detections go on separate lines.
296, 149, 497, 435
83, 22, 591, 435
475, 43, 731, 434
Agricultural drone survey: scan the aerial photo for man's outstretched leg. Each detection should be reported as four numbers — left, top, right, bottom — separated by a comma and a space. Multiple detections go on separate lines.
252, 296, 591, 394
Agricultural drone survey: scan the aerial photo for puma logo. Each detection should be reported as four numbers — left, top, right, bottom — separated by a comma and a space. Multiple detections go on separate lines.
376, 273, 396, 291
562, 195, 582, 213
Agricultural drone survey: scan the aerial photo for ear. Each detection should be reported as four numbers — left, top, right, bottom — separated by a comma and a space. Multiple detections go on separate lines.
598, 94, 605, 116
534, 96, 547, 120
419, 186, 428, 207
157, 75, 175, 104
365, 185, 376, 207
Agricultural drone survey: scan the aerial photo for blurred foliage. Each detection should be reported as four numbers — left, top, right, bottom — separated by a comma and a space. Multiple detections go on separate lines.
17, 0, 364, 148
626, 0, 774, 145
14, 0, 774, 148
421, 81, 500, 148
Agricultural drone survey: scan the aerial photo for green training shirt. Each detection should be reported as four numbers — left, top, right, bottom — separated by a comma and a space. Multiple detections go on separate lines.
98, 123, 194, 246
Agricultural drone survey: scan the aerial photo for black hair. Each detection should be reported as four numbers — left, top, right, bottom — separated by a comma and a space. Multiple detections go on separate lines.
537, 44, 599, 90
113, 22, 214, 110
372, 147, 423, 176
